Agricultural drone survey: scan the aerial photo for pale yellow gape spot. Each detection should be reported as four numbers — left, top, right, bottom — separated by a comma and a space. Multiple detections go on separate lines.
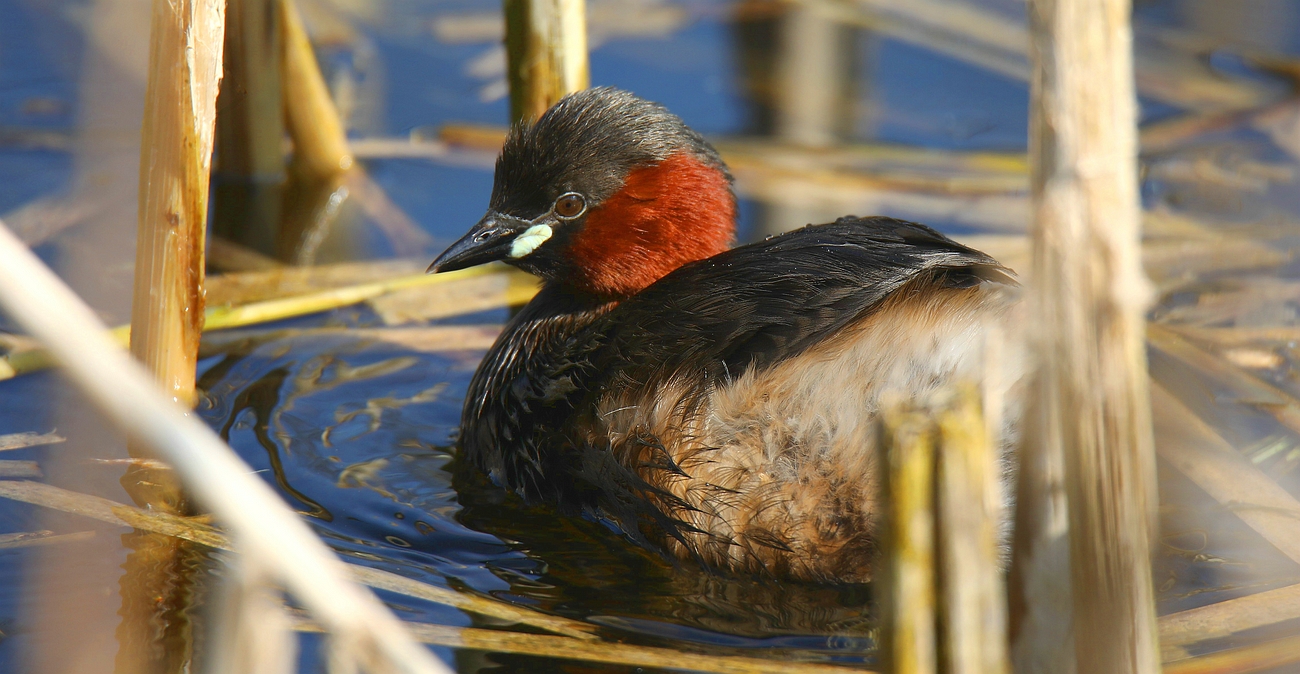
510, 224, 554, 258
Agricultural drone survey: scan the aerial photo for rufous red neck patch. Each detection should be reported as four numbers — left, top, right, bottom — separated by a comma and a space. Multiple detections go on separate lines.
567, 152, 735, 299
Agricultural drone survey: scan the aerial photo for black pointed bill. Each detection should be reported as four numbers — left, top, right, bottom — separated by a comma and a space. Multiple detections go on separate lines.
427, 212, 538, 273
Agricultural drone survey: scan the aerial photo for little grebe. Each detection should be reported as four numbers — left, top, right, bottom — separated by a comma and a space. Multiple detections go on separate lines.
430, 87, 1018, 582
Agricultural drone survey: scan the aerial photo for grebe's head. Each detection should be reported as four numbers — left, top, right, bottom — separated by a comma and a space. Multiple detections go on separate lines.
428, 87, 736, 300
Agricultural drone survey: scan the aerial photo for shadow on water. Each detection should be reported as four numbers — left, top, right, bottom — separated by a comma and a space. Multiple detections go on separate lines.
215, 365, 334, 521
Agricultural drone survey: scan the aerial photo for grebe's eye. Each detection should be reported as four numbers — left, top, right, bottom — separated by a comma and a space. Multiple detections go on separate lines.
553, 193, 586, 219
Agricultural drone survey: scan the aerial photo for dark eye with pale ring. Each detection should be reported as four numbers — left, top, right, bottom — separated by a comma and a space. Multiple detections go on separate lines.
554, 193, 586, 219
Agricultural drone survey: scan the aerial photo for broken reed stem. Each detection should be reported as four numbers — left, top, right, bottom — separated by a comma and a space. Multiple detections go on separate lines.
0, 460, 42, 478
879, 402, 937, 674
934, 387, 1008, 674
1024, 1, 1159, 673
0, 220, 451, 674
104, 4, 230, 656
880, 389, 1008, 674
280, 0, 352, 179
133, 6, 282, 659
202, 266, 502, 327
121, 8, 227, 664
129, 0, 225, 430
504, 0, 589, 123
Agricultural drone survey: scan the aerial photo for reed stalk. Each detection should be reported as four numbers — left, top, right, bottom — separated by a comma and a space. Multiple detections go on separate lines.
1019, 2, 1159, 674
504, 0, 589, 123
878, 402, 938, 674
934, 387, 1008, 674
280, 0, 352, 179
1163, 324, 1300, 346
0, 220, 451, 674
123, 1, 227, 670
880, 389, 1009, 674
202, 265, 508, 328
206, 258, 428, 305
0, 431, 65, 451
129, 0, 226, 494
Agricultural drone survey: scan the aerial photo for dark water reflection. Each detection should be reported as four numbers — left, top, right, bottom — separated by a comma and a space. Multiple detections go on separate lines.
187, 311, 1300, 670
193, 320, 876, 669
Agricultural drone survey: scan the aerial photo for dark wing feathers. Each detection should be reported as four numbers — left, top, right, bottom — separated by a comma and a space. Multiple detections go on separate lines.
583, 216, 1014, 395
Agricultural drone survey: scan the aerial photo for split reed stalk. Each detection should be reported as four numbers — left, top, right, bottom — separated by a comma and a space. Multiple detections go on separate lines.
1019, 1, 1159, 674
280, 0, 352, 179
880, 389, 1009, 674
934, 387, 1008, 674
123, 1, 226, 670
129, 0, 225, 433
504, 0, 589, 123
878, 403, 937, 674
